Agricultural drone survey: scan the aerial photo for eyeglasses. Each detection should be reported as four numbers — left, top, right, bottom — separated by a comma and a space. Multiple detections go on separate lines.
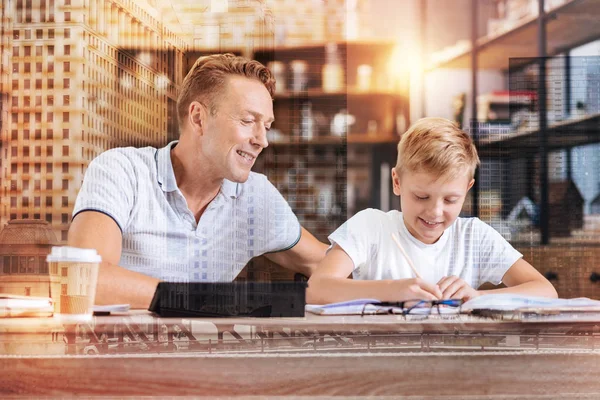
360, 299, 463, 318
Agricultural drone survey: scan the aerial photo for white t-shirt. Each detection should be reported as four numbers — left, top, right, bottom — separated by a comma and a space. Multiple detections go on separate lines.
328, 209, 522, 288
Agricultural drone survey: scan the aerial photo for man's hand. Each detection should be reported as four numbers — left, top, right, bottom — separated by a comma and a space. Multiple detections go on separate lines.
437, 275, 479, 301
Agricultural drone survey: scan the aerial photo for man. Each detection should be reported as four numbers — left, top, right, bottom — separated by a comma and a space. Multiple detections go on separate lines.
68, 54, 328, 308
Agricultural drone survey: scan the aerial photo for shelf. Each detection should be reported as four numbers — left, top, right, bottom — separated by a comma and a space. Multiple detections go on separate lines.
253, 40, 398, 54
274, 88, 401, 99
427, 0, 600, 71
477, 112, 600, 157
268, 134, 398, 146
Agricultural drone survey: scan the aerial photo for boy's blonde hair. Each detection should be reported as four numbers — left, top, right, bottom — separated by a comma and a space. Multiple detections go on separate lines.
394, 117, 480, 180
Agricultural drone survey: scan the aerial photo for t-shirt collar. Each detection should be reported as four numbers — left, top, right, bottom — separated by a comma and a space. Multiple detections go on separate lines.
155, 140, 240, 199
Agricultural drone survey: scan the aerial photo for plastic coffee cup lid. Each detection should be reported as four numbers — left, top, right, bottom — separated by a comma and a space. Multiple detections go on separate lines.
46, 246, 102, 263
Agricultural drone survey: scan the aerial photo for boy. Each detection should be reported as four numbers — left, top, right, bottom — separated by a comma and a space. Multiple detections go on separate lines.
307, 117, 557, 304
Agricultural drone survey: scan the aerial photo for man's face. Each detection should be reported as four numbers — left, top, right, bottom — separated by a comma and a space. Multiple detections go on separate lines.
199, 75, 274, 183
392, 168, 474, 244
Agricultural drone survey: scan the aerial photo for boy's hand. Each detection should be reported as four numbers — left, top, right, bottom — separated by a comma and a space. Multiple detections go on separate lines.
437, 276, 480, 301
395, 278, 443, 301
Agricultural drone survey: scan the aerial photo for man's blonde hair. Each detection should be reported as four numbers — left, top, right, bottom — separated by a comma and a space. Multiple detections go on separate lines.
176, 53, 276, 127
394, 117, 480, 180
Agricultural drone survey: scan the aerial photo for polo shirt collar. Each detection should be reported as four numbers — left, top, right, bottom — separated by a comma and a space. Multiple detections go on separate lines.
156, 141, 179, 192
155, 140, 241, 199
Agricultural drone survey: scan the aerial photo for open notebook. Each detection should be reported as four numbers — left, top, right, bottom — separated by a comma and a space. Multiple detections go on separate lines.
305, 299, 460, 316
306, 294, 600, 316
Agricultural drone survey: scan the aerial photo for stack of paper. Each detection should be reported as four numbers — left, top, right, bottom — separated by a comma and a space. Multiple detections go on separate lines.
0, 294, 54, 317
461, 294, 600, 313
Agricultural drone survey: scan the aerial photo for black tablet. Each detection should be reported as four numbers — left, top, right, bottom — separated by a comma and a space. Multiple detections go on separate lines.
148, 281, 307, 318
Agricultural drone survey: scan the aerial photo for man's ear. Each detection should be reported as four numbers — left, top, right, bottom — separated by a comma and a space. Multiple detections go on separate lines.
392, 168, 401, 196
188, 101, 205, 134
467, 178, 475, 191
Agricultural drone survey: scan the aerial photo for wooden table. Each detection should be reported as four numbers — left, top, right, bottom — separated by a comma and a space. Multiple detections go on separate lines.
2, 311, 600, 398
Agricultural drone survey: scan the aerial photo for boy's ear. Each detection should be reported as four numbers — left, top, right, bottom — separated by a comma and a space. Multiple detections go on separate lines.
467, 178, 475, 191
392, 168, 401, 196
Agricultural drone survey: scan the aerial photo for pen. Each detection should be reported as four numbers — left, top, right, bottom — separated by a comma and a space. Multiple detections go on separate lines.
391, 233, 422, 279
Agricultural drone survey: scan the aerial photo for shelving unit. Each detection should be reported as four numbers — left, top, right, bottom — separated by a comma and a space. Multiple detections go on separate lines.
427, 0, 600, 71
426, 0, 600, 245
251, 41, 408, 242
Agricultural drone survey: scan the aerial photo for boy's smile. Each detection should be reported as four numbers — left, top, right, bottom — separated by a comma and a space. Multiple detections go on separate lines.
392, 169, 474, 244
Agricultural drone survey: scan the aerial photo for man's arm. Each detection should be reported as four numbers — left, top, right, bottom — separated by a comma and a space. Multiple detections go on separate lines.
264, 227, 328, 278
68, 211, 159, 308
306, 244, 442, 304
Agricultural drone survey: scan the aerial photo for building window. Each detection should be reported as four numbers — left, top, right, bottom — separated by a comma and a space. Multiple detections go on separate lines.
63, 129, 69, 139
48, 79, 53, 89
63, 112, 69, 122
35, 163, 41, 173
36, 29, 43, 39
11, 164, 17, 174
63, 79, 69, 89
61, 214, 68, 224
48, 45, 54, 56
35, 129, 41, 140
64, 12, 71, 21
47, 129, 53, 139
47, 163, 52, 172
64, 28, 70, 38
62, 179, 68, 190
63, 61, 70, 72
63, 95, 69, 105
12, 46, 19, 57
35, 46, 42, 56
62, 196, 68, 207
48, 29, 54, 39
34, 197, 40, 207
46, 197, 52, 207
45, 213, 52, 223
47, 96, 54, 106
11, 130, 18, 140
22, 197, 29, 207
48, 63, 54, 73
64, 45, 70, 55
24, 46, 31, 56
23, 146, 29, 157
34, 213, 40, 219
62, 163, 68, 173
35, 79, 42, 89
46, 146, 53, 157
61, 267, 67, 277
46, 180, 52, 190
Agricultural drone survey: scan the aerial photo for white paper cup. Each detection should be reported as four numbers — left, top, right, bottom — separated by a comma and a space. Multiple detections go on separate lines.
46, 247, 101, 316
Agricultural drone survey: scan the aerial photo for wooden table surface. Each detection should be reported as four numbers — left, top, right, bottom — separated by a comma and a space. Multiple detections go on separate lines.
2, 311, 600, 397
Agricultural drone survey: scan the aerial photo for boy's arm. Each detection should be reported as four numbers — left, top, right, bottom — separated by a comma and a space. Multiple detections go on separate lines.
68, 211, 160, 308
264, 227, 328, 278
306, 244, 442, 304
439, 259, 558, 300
482, 258, 558, 298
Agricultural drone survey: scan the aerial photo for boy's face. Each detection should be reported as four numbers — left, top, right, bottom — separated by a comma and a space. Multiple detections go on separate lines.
392, 168, 474, 245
